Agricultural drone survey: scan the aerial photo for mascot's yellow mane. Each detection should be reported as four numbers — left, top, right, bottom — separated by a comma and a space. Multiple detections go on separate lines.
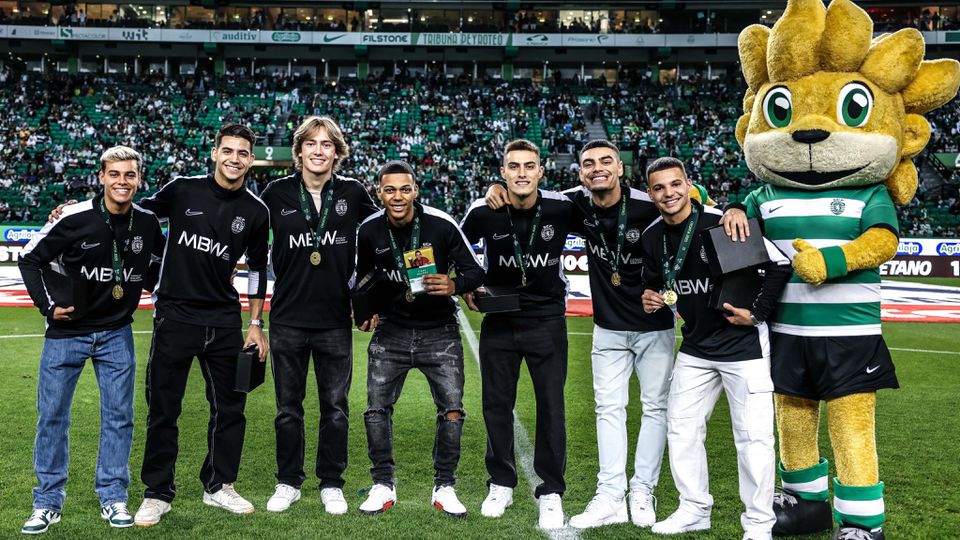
734, 0, 960, 205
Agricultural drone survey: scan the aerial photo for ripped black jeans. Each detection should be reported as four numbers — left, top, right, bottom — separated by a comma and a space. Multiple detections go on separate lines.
364, 321, 465, 487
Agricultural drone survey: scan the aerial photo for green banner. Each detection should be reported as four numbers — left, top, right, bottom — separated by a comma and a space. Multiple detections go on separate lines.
935, 152, 960, 169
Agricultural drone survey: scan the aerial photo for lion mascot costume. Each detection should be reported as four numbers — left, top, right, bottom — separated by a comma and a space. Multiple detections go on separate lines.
734, 1, 959, 538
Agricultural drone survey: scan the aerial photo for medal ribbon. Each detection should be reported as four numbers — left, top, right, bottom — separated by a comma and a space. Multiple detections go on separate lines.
99, 196, 133, 294
298, 177, 336, 254
587, 190, 628, 277
506, 201, 542, 286
662, 203, 700, 293
387, 215, 421, 291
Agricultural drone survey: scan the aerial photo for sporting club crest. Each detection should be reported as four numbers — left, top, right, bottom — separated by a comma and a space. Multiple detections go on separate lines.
231, 216, 246, 234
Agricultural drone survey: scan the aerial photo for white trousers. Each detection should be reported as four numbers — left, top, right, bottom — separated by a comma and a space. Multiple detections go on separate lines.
666, 352, 776, 536
591, 326, 675, 498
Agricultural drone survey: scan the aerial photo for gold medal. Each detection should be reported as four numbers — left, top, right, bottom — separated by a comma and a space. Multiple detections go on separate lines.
405, 289, 416, 303
663, 290, 678, 305
112, 284, 124, 300
611, 272, 622, 287
310, 251, 321, 266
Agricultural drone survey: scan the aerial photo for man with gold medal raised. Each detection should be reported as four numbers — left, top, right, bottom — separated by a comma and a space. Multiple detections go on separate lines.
639, 158, 792, 538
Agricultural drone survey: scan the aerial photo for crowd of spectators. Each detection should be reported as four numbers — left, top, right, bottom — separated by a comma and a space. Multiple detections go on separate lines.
0, 65, 957, 236
8, 6, 958, 35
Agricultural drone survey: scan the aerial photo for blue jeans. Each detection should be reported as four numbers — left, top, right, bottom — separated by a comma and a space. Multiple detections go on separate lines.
33, 325, 136, 511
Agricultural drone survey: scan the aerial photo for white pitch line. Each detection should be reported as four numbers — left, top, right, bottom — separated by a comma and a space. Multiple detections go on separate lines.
2, 328, 959, 360
2, 327, 959, 362
457, 310, 581, 540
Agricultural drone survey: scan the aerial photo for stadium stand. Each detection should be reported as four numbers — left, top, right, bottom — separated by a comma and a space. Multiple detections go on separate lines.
1, 62, 958, 235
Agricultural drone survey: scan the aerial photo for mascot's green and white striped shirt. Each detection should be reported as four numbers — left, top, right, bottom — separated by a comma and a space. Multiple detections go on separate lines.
742, 183, 898, 337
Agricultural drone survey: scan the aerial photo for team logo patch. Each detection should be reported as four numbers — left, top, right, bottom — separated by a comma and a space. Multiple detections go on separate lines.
626, 228, 641, 244
700, 246, 709, 263
541, 224, 555, 242
131, 236, 143, 254
335, 198, 348, 216
231, 216, 246, 234
830, 198, 846, 216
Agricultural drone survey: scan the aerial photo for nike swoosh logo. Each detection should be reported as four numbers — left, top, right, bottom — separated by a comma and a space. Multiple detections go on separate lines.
768, 206, 784, 214
866, 365, 880, 374
281, 209, 297, 216
80, 242, 100, 249
376, 247, 390, 254
323, 34, 345, 42
185, 209, 204, 216
492, 233, 510, 241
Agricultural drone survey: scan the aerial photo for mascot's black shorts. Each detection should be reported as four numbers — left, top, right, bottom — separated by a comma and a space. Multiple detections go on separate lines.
770, 333, 899, 401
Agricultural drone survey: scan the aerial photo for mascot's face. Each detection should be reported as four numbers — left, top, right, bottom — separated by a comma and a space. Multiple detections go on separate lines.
743, 72, 903, 190
734, 0, 960, 204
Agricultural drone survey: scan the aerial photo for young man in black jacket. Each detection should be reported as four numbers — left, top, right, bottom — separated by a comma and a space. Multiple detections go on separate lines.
133, 123, 270, 525
460, 140, 577, 529
639, 158, 791, 540
259, 116, 377, 514
19, 146, 164, 534
355, 160, 484, 518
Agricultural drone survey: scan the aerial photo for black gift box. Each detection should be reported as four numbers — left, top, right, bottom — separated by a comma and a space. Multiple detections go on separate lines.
234, 344, 265, 393
709, 268, 763, 312
474, 286, 521, 314
351, 270, 392, 328
701, 218, 769, 276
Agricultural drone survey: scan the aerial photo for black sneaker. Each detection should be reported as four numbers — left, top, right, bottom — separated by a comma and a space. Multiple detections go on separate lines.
831, 524, 885, 540
772, 488, 833, 536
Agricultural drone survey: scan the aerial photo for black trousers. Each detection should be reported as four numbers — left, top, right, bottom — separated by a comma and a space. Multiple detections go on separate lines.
141, 317, 244, 502
479, 315, 568, 497
270, 324, 352, 489
364, 322, 465, 487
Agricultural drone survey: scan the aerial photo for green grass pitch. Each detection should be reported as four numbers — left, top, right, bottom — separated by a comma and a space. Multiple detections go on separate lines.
0, 302, 958, 539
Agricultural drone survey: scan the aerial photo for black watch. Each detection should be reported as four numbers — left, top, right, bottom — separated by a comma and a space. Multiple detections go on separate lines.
750, 313, 761, 327
248, 319, 264, 328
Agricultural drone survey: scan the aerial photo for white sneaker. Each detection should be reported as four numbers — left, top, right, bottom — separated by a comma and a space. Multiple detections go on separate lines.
266, 484, 301, 513
538, 493, 565, 529
134, 498, 171, 527
320, 487, 348, 515
432, 485, 467, 518
569, 493, 628, 529
202, 484, 255, 514
359, 484, 396, 515
100, 502, 134, 528
480, 484, 514, 518
21, 508, 61, 535
629, 490, 657, 527
651, 507, 711, 535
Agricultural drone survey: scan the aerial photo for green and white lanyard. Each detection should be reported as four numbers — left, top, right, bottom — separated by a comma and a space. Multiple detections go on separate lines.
298, 179, 335, 266
587, 191, 628, 287
99, 197, 133, 300
661, 203, 700, 305
387, 215, 421, 302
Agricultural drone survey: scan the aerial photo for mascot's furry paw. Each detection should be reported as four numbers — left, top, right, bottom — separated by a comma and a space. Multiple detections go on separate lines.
792, 239, 828, 285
